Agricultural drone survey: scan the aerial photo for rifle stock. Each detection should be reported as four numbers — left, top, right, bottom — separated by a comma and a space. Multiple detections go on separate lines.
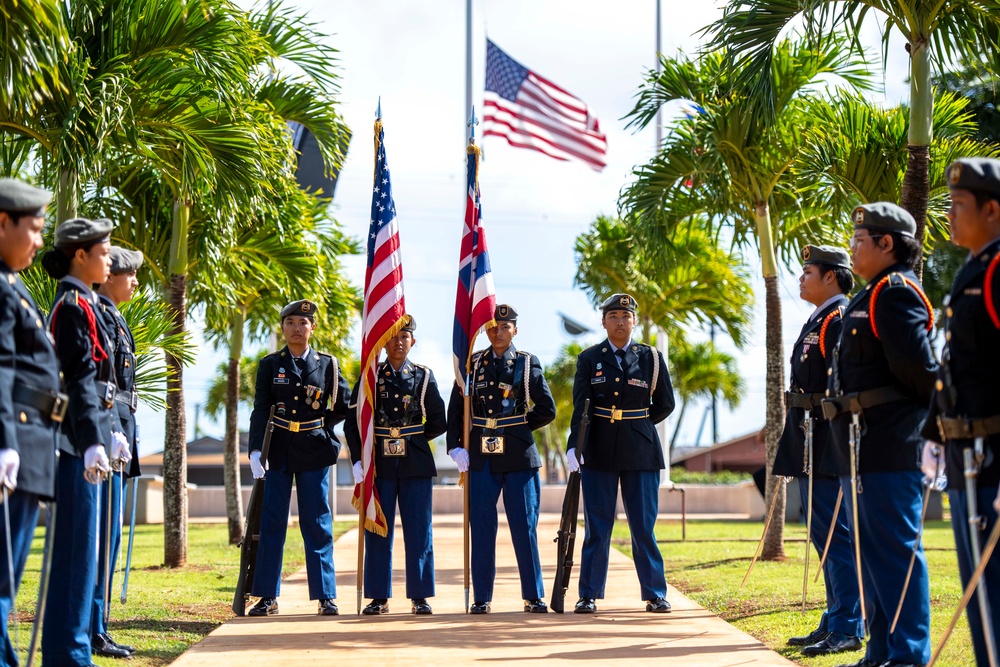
550, 399, 590, 613
232, 406, 276, 616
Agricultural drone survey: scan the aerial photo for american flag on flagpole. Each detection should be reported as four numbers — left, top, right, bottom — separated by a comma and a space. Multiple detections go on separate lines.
352, 118, 406, 537
452, 139, 496, 387
483, 39, 608, 172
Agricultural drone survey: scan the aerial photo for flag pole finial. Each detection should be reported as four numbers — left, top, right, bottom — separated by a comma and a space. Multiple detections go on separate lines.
468, 106, 478, 142
376, 97, 382, 120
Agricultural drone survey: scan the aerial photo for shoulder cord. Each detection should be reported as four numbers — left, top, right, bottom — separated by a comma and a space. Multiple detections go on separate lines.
819, 306, 843, 359
50, 294, 109, 364
869, 273, 934, 340
985, 252, 1000, 329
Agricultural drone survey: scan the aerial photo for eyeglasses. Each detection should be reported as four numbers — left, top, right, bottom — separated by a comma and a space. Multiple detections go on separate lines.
850, 234, 884, 249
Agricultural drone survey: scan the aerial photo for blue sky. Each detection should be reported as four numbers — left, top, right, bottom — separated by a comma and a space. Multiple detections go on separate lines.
137, 0, 914, 455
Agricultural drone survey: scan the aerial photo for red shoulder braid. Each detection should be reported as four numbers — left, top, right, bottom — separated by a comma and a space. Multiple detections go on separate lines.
869, 273, 934, 340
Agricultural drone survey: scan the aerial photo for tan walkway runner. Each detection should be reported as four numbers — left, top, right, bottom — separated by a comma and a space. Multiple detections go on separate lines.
171, 514, 793, 666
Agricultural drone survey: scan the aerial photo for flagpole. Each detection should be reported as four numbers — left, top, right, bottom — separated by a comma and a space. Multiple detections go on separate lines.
465, 0, 473, 147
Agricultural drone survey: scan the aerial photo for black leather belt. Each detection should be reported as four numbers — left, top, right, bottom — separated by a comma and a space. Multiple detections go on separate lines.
785, 391, 825, 411
938, 415, 1000, 440
471, 415, 528, 429
374, 424, 424, 438
821, 386, 907, 420
273, 416, 323, 433
12, 382, 68, 423
593, 406, 649, 422
115, 389, 138, 413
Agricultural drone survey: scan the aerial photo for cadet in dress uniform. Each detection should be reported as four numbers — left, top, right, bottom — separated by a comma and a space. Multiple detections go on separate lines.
824, 203, 937, 667
446, 304, 556, 614
921, 157, 1000, 667
40, 217, 129, 667
566, 293, 675, 614
774, 246, 863, 656
344, 315, 447, 616
247, 299, 351, 617
90, 246, 143, 659
0, 179, 63, 667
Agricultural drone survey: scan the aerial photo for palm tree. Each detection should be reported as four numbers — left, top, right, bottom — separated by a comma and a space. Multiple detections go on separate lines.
706, 0, 1000, 260
620, 36, 871, 559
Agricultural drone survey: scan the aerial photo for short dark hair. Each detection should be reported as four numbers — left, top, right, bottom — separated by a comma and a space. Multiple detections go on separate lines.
887, 231, 922, 268
970, 188, 1000, 210
818, 264, 854, 294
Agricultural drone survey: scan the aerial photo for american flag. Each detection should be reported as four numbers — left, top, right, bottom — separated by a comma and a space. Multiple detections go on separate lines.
483, 39, 607, 172
452, 142, 496, 386
352, 119, 405, 537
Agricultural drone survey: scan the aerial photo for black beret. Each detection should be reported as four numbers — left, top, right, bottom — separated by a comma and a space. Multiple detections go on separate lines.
494, 304, 517, 322
0, 178, 52, 214
54, 217, 113, 247
601, 293, 638, 314
947, 157, 1000, 198
851, 202, 916, 238
802, 244, 851, 270
109, 246, 144, 274
280, 299, 317, 320
400, 314, 416, 332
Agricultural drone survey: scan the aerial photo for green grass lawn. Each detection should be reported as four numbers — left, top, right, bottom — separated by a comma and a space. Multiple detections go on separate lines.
613, 518, 973, 667
12, 520, 353, 667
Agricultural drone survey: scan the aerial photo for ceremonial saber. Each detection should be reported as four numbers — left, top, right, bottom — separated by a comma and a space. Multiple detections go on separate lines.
890, 453, 939, 634
801, 415, 814, 612
928, 518, 1000, 667
848, 414, 867, 636
25, 500, 56, 667
121, 475, 138, 604
102, 465, 116, 626
741, 476, 785, 590
964, 444, 998, 666
814, 488, 843, 583
3, 486, 18, 650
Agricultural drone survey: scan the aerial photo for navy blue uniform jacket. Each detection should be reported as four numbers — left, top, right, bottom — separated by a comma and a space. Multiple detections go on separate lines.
922, 238, 1000, 490
773, 297, 847, 479
98, 295, 141, 478
446, 346, 556, 474
248, 346, 351, 473
344, 359, 447, 479
828, 264, 938, 474
0, 260, 60, 498
567, 340, 675, 472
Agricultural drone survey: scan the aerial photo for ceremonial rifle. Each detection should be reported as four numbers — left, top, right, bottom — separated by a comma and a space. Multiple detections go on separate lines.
232, 406, 275, 616
550, 399, 589, 614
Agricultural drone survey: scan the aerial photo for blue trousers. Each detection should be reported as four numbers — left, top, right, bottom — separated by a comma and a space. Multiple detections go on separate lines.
0, 491, 40, 667
364, 476, 434, 599
251, 466, 336, 600
840, 471, 930, 665
469, 462, 543, 602
579, 468, 666, 601
949, 485, 1000, 667
801, 477, 863, 637
43, 454, 98, 667
91, 471, 122, 638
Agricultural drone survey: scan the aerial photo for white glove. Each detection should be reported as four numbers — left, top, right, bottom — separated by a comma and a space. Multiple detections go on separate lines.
0, 449, 20, 490
111, 431, 132, 464
249, 450, 266, 480
567, 448, 582, 473
921, 440, 946, 485
449, 447, 469, 473
84, 444, 111, 480
352, 461, 364, 485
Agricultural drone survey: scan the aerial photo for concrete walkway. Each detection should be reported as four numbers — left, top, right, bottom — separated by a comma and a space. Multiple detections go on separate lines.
171, 514, 794, 666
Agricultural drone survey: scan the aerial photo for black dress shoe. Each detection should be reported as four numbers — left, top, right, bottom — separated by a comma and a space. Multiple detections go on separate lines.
802, 632, 863, 656
524, 599, 548, 613
248, 597, 278, 617
362, 599, 388, 615
880, 662, 924, 667
91, 634, 131, 659
788, 628, 829, 646
645, 597, 672, 613
834, 659, 882, 667
411, 598, 433, 615
318, 598, 339, 616
470, 601, 491, 614
574, 598, 597, 614
101, 633, 135, 655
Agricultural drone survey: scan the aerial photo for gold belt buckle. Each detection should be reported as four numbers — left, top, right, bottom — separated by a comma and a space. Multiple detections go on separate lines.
485, 417, 498, 430
288, 420, 301, 433
389, 427, 401, 438
610, 407, 622, 423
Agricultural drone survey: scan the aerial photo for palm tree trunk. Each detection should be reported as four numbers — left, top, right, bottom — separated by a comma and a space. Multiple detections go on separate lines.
902, 37, 933, 278
224, 307, 246, 544
56, 168, 77, 221
755, 201, 786, 560
163, 199, 190, 567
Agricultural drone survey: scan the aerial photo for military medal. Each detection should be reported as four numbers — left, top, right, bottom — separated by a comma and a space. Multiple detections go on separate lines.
312, 401, 320, 409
